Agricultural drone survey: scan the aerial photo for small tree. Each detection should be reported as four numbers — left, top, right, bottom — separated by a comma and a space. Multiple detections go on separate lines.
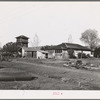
80, 29, 100, 50
94, 47, 100, 58
68, 34, 73, 43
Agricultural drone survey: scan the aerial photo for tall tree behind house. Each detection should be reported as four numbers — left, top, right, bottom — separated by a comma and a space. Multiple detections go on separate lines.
31, 34, 40, 47
68, 34, 73, 43
80, 29, 100, 50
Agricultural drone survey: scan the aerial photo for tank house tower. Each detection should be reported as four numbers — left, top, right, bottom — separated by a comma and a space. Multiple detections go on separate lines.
16, 35, 29, 48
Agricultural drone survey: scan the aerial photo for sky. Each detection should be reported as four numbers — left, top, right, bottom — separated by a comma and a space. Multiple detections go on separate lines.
0, 2, 100, 47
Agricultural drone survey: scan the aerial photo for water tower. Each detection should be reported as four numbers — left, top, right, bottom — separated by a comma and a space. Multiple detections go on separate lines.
16, 35, 29, 48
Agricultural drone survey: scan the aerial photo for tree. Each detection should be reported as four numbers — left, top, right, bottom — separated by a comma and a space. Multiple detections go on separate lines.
31, 34, 40, 47
2, 42, 18, 53
94, 47, 100, 58
0, 42, 2, 49
80, 29, 100, 50
68, 34, 73, 43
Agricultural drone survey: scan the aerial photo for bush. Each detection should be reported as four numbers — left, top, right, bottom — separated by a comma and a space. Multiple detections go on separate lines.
75, 60, 82, 69
94, 47, 100, 58
67, 49, 76, 58
78, 52, 87, 58
87, 54, 91, 58
72, 55, 77, 59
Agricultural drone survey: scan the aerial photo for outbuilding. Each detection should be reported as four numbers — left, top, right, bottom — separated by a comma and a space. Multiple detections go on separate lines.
18, 47, 48, 59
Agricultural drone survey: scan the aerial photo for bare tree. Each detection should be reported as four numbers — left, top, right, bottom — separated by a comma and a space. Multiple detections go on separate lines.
80, 29, 100, 50
31, 33, 40, 47
68, 34, 73, 43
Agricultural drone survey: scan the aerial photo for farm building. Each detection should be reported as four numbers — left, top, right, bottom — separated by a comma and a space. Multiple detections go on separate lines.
18, 47, 48, 59
16, 35, 29, 48
41, 43, 91, 59
16, 35, 48, 59
16, 35, 91, 59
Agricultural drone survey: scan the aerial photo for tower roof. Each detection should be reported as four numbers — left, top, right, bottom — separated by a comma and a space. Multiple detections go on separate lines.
16, 35, 29, 39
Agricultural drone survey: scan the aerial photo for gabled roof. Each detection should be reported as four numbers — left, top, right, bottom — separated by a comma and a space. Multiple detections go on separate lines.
23, 47, 41, 51
41, 45, 56, 50
57, 43, 91, 51
38, 50, 48, 54
41, 43, 91, 51
16, 35, 29, 39
22, 47, 48, 54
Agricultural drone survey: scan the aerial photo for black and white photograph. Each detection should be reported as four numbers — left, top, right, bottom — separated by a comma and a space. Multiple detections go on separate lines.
0, 1, 100, 96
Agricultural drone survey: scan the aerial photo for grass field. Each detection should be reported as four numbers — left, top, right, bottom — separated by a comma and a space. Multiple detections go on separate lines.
0, 58, 100, 90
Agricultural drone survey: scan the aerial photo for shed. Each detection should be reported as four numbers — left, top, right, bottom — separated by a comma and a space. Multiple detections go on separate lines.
21, 47, 48, 59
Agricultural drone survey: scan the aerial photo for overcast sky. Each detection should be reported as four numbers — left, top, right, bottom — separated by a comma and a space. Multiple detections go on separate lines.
0, 2, 100, 47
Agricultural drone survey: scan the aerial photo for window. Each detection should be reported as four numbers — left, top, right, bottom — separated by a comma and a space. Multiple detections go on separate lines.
55, 50, 62, 53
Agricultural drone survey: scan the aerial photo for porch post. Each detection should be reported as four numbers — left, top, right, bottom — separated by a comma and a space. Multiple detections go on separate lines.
81, 50, 83, 59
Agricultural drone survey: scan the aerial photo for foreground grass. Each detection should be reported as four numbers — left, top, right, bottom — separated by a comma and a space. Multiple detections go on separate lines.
0, 58, 100, 90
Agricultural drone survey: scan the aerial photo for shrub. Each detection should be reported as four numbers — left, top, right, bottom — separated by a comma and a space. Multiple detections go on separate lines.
67, 49, 76, 58
87, 54, 91, 58
94, 47, 100, 58
78, 52, 87, 58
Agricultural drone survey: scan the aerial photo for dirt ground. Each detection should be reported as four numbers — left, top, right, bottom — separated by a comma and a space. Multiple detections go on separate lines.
0, 58, 100, 90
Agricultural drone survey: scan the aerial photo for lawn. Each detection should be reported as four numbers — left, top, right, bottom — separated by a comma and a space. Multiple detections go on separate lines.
0, 58, 100, 90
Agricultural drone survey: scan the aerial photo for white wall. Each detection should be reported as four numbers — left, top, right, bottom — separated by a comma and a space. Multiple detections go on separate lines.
37, 51, 46, 59
47, 50, 55, 58
22, 48, 25, 57
74, 50, 82, 57
55, 53, 62, 59
83, 51, 91, 55
62, 50, 69, 59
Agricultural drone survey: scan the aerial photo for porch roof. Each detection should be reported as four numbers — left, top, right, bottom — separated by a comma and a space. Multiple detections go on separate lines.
41, 43, 91, 51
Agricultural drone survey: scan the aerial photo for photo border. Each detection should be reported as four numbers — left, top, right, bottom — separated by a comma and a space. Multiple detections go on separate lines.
0, 0, 100, 99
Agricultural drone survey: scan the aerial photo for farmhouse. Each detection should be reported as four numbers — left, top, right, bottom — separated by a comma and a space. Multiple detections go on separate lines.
41, 43, 91, 59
